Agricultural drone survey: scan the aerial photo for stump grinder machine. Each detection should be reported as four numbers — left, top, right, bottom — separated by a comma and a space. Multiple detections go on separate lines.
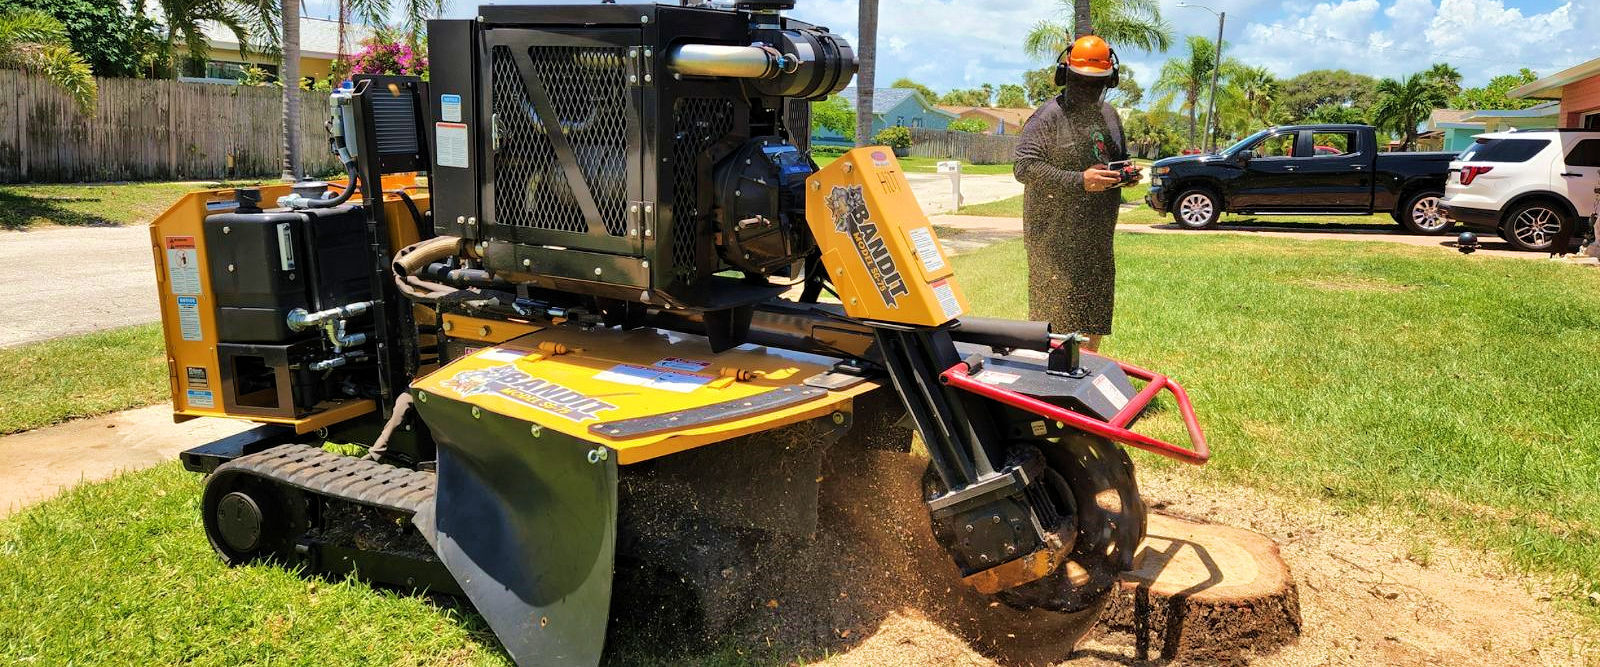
151, 1, 1209, 662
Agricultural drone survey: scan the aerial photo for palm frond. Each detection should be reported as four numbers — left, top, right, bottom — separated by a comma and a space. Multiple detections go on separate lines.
1024, 19, 1070, 61
0, 8, 70, 46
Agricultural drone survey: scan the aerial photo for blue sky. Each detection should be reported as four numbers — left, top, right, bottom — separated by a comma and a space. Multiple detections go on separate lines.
307, 0, 1592, 100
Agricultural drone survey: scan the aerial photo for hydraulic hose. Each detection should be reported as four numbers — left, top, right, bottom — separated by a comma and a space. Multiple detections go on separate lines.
305, 162, 360, 208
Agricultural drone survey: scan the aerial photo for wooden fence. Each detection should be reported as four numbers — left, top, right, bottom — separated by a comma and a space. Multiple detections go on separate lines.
0, 70, 340, 183
908, 127, 1020, 165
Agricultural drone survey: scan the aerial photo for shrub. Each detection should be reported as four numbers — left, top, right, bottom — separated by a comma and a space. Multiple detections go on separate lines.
948, 117, 988, 133
347, 39, 427, 79
874, 125, 912, 149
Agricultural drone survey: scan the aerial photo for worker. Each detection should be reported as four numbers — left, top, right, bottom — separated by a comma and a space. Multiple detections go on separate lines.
1013, 34, 1137, 353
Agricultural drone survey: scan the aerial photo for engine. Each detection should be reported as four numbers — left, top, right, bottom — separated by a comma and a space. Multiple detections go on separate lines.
427, 2, 855, 311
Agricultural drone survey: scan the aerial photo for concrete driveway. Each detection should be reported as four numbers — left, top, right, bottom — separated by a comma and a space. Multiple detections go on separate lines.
0, 225, 159, 348
906, 172, 1021, 215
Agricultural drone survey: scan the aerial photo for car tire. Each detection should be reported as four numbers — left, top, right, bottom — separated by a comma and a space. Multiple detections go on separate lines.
1397, 190, 1450, 235
1501, 200, 1574, 252
1173, 188, 1221, 229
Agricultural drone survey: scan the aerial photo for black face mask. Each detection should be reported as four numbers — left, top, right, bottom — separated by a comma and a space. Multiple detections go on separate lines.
1063, 76, 1107, 105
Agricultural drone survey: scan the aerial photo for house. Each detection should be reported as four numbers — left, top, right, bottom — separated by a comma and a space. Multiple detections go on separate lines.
1422, 109, 1482, 152
813, 88, 957, 147
936, 105, 1034, 136
1460, 101, 1560, 134
177, 17, 374, 85
1510, 57, 1600, 128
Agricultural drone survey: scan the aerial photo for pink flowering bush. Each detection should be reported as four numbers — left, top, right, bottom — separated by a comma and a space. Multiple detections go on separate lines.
347, 40, 428, 78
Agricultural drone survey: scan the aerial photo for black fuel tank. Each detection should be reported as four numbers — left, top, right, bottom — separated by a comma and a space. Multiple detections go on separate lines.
203, 205, 370, 343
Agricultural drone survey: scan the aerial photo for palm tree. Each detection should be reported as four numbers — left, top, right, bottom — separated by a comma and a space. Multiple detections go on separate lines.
147, 0, 274, 77
1023, 0, 1173, 59
275, 0, 297, 181
1423, 62, 1462, 98
0, 8, 96, 112
1218, 63, 1274, 134
854, 0, 876, 147
1371, 72, 1449, 151
1152, 35, 1217, 149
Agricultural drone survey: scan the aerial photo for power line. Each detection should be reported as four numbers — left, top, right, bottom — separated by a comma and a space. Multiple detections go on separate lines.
1253, 22, 1579, 73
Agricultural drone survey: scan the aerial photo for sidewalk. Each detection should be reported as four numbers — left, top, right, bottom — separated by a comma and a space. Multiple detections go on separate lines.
0, 405, 250, 518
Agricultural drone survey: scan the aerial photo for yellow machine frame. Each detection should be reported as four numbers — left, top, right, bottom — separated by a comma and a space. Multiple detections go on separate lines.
149, 178, 429, 433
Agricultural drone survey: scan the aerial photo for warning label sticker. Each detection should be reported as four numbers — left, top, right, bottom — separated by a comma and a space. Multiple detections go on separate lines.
186, 389, 215, 409
1092, 374, 1130, 411
973, 369, 1020, 385
186, 366, 209, 389
594, 363, 711, 394
931, 279, 963, 320
436, 122, 469, 168
906, 226, 945, 273
165, 236, 201, 295
176, 296, 203, 341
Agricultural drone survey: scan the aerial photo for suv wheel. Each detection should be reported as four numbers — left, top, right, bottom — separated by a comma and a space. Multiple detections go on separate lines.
1397, 191, 1450, 235
1502, 201, 1572, 252
1174, 189, 1221, 229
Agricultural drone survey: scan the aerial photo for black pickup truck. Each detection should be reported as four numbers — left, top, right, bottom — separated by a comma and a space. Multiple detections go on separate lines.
1145, 124, 1458, 234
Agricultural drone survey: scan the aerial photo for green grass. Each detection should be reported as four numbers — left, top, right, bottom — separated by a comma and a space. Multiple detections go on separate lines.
0, 182, 226, 231
957, 192, 1399, 230
0, 463, 511, 665
0, 324, 168, 434
812, 153, 1014, 175
956, 235, 1600, 605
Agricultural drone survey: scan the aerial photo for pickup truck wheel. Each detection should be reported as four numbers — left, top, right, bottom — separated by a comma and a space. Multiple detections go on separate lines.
1398, 191, 1450, 235
1174, 189, 1221, 229
1502, 201, 1573, 252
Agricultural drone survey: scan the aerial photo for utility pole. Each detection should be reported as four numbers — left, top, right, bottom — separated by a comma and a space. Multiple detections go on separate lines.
1180, 3, 1226, 153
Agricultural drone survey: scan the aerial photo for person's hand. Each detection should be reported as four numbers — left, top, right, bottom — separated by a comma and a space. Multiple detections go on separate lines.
1083, 165, 1121, 192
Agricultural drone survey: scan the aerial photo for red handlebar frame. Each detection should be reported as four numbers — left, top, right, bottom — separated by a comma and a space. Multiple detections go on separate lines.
939, 360, 1210, 465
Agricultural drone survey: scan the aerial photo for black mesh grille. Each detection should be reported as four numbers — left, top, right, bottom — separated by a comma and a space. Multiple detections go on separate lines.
670, 98, 735, 278
490, 45, 631, 236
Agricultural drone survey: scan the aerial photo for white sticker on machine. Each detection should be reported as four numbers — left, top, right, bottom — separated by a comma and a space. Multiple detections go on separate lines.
653, 357, 710, 372
176, 296, 203, 341
165, 236, 201, 295
440, 93, 462, 122
906, 226, 945, 273
186, 389, 215, 408
436, 122, 469, 168
594, 363, 712, 394
931, 279, 963, 320
276, 222, 296, 271
1092, 374, 1130, 411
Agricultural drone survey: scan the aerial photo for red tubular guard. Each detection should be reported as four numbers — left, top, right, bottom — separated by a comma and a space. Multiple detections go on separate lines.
939, 360, 1211, 465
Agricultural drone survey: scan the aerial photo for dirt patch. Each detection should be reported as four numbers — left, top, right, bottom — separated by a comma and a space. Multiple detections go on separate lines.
693, 430, 1599, 665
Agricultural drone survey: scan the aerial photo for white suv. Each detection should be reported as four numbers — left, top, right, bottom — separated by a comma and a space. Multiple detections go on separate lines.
1440, 129, 1600, 252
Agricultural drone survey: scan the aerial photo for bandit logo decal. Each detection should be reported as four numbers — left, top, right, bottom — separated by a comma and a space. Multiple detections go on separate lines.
824, 185, 910, 308
439, 365, 617, 422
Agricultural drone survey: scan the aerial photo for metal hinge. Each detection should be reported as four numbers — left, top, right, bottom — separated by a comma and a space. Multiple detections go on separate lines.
628, 201, 655, 238
625, 46, 654, 87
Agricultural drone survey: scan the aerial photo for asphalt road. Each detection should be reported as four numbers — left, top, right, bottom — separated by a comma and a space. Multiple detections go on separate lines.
0, 225, 160, 348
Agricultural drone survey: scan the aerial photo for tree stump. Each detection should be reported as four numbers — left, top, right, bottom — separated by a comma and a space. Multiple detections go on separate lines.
1098, 512, 1301, 663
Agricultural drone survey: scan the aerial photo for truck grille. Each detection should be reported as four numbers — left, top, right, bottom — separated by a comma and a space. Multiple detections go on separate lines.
670, 98, 736, 278
490, 45, 631, 237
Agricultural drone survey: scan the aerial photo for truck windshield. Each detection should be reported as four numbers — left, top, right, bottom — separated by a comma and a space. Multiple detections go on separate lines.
1220, 130, 1270, 156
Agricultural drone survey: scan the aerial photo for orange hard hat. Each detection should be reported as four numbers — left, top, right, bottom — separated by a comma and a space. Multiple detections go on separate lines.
1064, 35, 1115, 77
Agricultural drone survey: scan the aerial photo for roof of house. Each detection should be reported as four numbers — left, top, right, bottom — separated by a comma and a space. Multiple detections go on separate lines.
1462, 100, 1560, 121
1425, 109, 1480, 131
838, 88, 958, 118
200, 16, 375, 60
1510, 57, 1600, 100
938, 105, 1035, 127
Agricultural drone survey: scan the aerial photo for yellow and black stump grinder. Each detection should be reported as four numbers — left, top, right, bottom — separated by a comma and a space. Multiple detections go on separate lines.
151, 2, 1209, 663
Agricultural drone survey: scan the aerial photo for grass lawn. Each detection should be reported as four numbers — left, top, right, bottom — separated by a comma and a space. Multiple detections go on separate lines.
960, 236, 1600, 604
3, 235, 1600, 661
0, 324, 168, 434
958, 192, 1400, 230
813, 153, 1014, 175
0, 180, 272, 231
